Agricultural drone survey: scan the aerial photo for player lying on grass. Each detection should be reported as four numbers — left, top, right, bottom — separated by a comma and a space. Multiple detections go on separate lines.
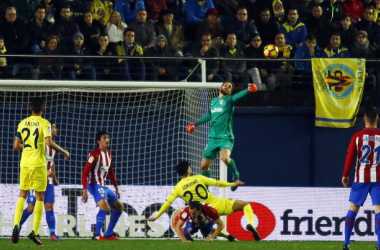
144, 160, 260, 241
19, 122, 63, 241
81, 131, 124, 240
175, 201, 236, 242
187, 82, 257, 191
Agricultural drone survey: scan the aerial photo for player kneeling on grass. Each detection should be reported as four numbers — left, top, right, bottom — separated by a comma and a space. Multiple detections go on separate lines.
81, 131, 124, 240
175, 201, 236, 242
144, 160, 260, 241
186, 82, 257, 192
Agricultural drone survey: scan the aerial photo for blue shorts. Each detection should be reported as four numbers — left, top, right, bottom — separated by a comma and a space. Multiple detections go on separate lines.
349, 182, 380, 206
183, 220, 214, 237
88, 184, 118, 205
27, 184, 55, 205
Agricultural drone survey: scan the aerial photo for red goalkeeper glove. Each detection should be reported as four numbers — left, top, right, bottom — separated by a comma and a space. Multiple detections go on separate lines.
247, 83, 258, 92
186, 122, 197, 133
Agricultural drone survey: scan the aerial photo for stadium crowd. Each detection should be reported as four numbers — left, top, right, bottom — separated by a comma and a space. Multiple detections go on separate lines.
0, 0, 379, 90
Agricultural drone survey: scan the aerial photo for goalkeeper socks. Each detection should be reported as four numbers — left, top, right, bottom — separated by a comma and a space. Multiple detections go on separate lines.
104, 210, 122, 238
201, 170, 211, 178
46, 210, 56, 236
95, 210, 107, 236
33, 200, 44, 233
376, 213, 380, 246
243, 204, 255, 227
344, 210, 357, 245
13, 197, 26, 227
227, 159, 239, 180
19, 208, 33, 228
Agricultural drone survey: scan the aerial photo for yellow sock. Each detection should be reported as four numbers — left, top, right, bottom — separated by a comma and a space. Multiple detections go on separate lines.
33, 201, 44, 233
13, 197, 26, 226
243, 204, 255, 227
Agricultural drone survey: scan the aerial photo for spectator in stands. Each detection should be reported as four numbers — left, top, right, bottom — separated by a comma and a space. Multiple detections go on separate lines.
225, 7, 258, 49
27, 6, 53, 55
218, 33, 250, 89
53, 5, 80, 50
13, 0, 41, 22
184, 0, 214, 41
265, 31, 294, 91
373, 0, 380, 25
0, 36, 10, 79
38, 35, 64, 80
41, 0, 57, 24
166, 0, 185, 24
105, 11, 128, 48
321, 0, 344, 24
90, 0, 113, 25
280, 8, 307, 50
294, 34, 323, 89
94, 34, 118, 80
115, 28, 146, 81
195, 8, 224, 49
349, 30, 376, 90
0, 0, 12, 22
322, 32, 350, 58
335, 14, 357, 48
255, 7, 280, 47
0, 7, 30, 55
355, 6, 380, 47
289, 0, 314, 22
244, 33, 269, 91
57, 0, 91, 18
155, 9, 184, 57
64, 32, 96, 80
190, 32, 223, 82
145, 0, 167, 22
305, 4, 333, 48
114, 0, 145, 24
145, 34, 177, 81
342, 0, 365, 23
129, 9, 156, 52
78, 11, 104, 52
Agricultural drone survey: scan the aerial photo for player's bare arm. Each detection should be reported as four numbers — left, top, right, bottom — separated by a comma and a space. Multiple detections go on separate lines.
342, 176, 349, 188
206, 218, 224, 242
82, 189, 88, 203
51, 162, 59, 185
175, 218, 192, 243
45, 137, 70, 159
13, 137, 23, 151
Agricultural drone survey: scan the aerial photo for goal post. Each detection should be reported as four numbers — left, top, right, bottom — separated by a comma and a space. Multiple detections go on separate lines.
0, 80, 228, 239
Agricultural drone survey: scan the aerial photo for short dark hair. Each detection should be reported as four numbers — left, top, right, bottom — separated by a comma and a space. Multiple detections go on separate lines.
30, 97, 45, 113
123, 28, 135, 37
176, 160, 190, 176
365, 106, 378, 124
306, 34, 316, 41
0, 36, 4, 41
330, 32, 341, 39
96, 131, 109, 144
35, 5, 45, 12
189, 201, 203, 211
60, 5, 71, 11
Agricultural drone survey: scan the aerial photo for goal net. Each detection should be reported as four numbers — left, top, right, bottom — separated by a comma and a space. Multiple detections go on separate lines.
0, 81, 222, 239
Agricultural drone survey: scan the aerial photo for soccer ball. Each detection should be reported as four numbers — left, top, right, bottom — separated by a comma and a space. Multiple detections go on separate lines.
263, 44, 279, 59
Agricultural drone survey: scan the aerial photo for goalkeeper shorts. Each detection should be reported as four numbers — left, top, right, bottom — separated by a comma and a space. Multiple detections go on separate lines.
202, 138, 234, 160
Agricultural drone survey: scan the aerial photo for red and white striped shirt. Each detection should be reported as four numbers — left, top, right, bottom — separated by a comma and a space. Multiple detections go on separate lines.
343, 128, 380, 183
81, 147, 118, 189
179, 203, 220, 227
46, 145, 56, 185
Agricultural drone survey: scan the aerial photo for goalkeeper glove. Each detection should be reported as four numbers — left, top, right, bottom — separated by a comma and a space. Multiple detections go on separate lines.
186, 122, 197, 133
247, 83, 258, 92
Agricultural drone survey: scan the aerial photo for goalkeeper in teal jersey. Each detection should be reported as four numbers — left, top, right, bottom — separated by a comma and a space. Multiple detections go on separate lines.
187, 81, 257, 191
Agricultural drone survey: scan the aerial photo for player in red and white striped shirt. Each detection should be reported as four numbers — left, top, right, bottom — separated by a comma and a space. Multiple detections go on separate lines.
342, 106, 380, 250
81, 131, 124, 240
19, 122, 65, 241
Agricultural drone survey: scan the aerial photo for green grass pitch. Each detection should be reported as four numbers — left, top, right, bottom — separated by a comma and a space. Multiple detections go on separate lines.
0, 239, 377, 250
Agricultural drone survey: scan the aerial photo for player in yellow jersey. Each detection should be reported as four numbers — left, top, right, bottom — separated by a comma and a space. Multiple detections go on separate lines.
144, 160, 261, 241
11, 97, 70, 245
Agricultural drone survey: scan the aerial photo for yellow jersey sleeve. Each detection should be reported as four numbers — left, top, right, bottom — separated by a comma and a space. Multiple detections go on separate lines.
155, 188, 179, 219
